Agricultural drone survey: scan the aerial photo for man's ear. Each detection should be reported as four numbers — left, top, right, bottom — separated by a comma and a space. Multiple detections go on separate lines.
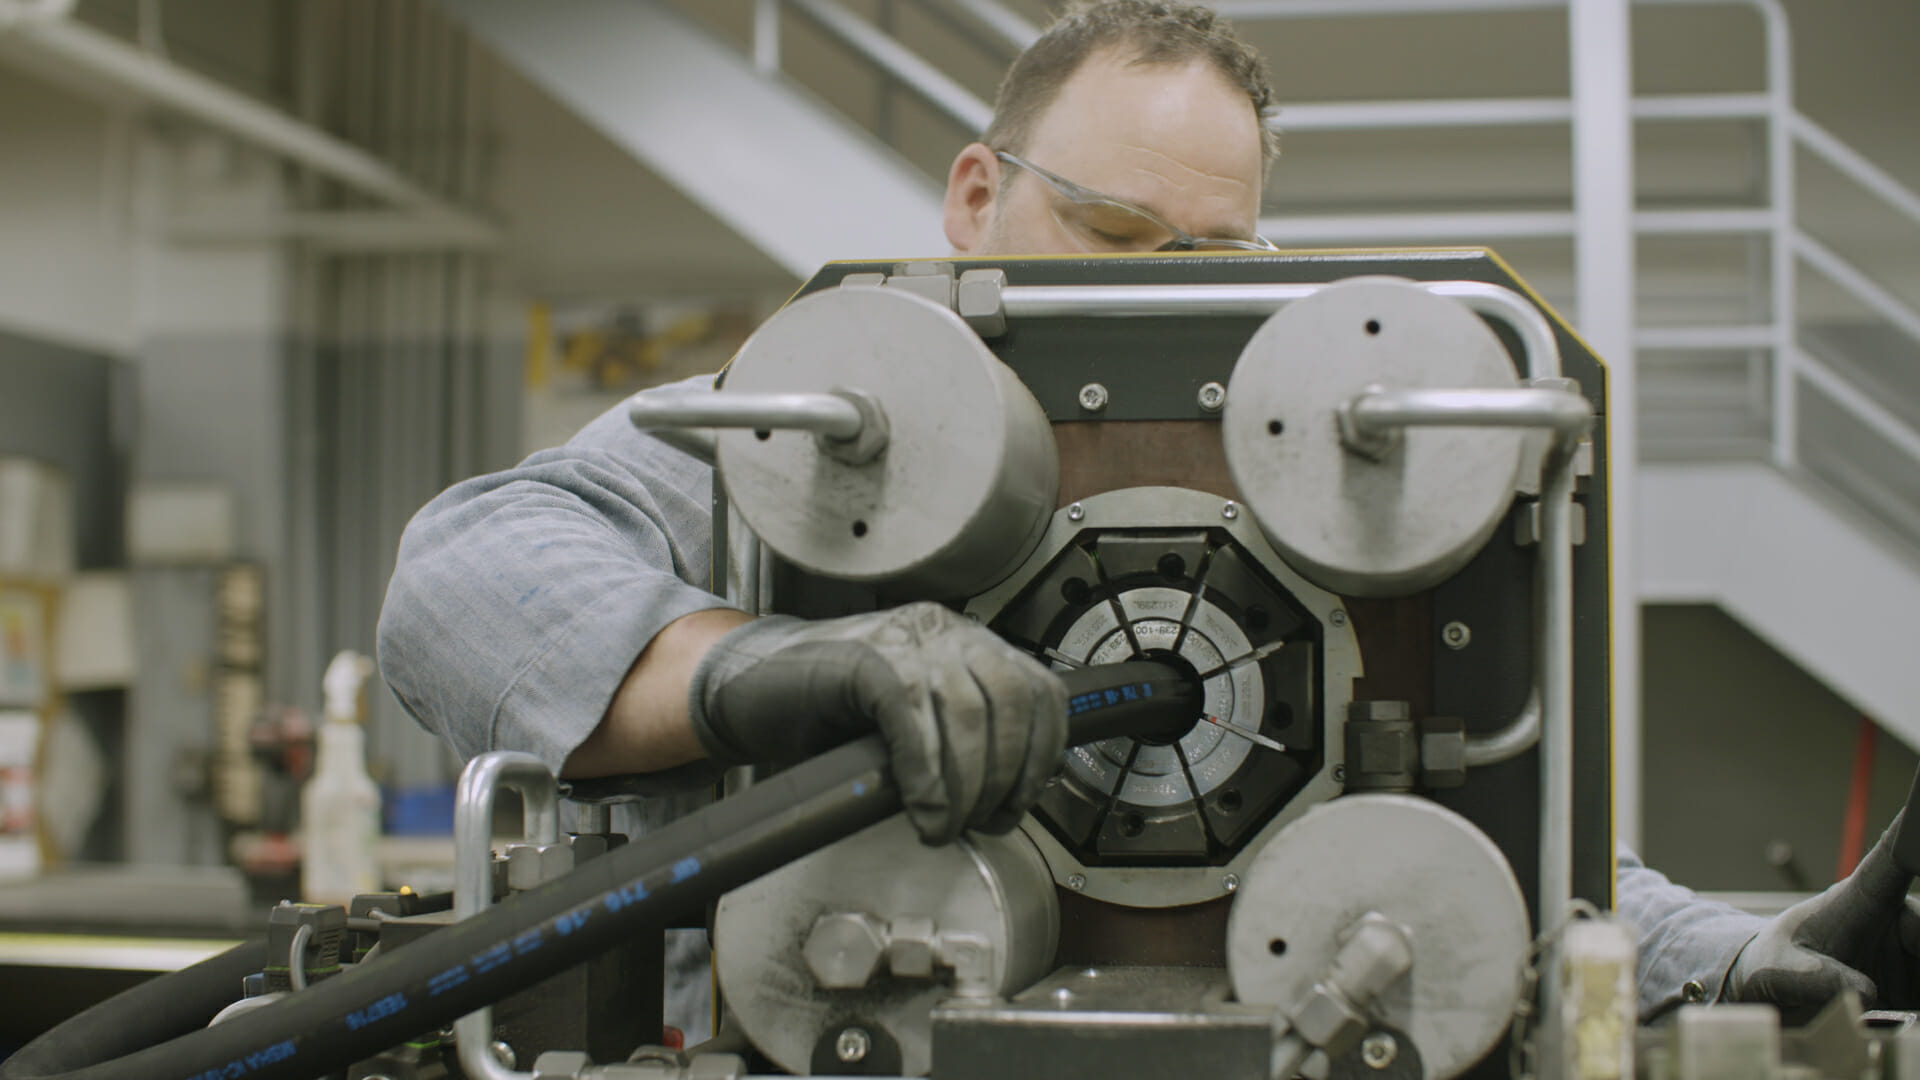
944, 142, 1001, 254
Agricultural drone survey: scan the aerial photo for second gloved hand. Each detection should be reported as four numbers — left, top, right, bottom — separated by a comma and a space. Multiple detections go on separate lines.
686, 602, 1068, 845
1726, 811, 1920, 1023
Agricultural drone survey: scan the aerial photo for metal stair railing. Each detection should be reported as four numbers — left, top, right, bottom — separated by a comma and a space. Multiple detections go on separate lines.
740, 0, 1920, 489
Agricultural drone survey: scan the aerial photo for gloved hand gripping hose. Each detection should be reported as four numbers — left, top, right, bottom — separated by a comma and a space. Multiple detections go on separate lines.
0, 659, 1198, 1080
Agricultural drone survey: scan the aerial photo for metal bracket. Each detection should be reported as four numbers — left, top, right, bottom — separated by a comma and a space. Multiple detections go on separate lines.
1515, 501, 1589, 547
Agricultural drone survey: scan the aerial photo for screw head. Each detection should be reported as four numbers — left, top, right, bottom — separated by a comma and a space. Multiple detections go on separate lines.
488, 1040, 516, 1069
1333, 764, 1347, 782
1442, 621, 1472, 650
1197, 381, 1227, 412
1222, 500, 1239, 520
1078, 383, 1110, 412
1222, 873, 1239, 893
1067, 873, 1087, 891
835, 1027, 872, 1064
1067, 502, 1085, 522
1329, 609, 1348, 627
1361, 1031, 1398, 1069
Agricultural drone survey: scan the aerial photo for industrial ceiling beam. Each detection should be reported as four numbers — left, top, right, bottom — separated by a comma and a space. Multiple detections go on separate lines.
442, 0, 947, 280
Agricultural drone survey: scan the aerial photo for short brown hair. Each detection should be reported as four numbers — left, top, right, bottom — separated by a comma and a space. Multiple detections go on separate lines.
983, 2, 1279, 169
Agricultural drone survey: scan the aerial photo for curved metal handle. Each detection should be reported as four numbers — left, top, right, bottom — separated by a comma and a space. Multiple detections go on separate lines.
627, 390, 865, 439
627, 387, 890, 464
1340, 386, 1593, 439
453, 752, 561, 1080
1336, 385, 1593, 461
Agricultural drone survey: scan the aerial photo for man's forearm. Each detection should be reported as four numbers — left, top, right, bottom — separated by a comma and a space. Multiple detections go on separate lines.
561, 607, 756, 778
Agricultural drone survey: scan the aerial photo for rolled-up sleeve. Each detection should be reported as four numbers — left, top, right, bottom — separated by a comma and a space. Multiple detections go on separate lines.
377, 378, 737, 773
1616, 846, 1767, 1020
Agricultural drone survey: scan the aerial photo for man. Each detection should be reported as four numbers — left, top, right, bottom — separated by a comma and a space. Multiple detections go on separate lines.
380, 0, 1918, 1040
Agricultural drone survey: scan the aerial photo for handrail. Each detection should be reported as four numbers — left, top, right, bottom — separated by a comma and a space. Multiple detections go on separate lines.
1255, 207, 1773, 244
1272, 92, 1767, 132
940, 0, 1038, 51
1793, 346, 1920, 467
782, 0, 992, 133
1791, 113, 1920, 232
1795, 234, 1920, 353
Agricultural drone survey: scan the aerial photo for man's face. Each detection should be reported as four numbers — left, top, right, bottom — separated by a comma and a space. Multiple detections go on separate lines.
945, 50, 1267, 256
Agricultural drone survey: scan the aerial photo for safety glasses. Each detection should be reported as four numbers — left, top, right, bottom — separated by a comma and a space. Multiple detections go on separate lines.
995, 150, 1277, 254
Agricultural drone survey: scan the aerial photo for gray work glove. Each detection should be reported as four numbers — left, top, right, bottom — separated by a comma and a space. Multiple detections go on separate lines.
687, 601, 1068, 845
1726, 812, 1920, 1023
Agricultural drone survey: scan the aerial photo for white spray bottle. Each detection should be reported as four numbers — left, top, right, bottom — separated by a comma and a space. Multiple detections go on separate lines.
300, 650, 382, 904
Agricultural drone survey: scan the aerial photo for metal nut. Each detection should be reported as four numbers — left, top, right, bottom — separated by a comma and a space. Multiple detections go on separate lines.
503, 842, 575, 892
566, 832, 612, 864
1347, 700, 1411, 723
1329, 609, 1348, 627
884, 261, 955, 308
1291, 985, 1368, 1054
887, 915, 938, 979
956, 268, 1008, 338
1419, 717, 1467, 789
1079, 383, 1110, 412
802, 912, 888, 990
835, 1027, 871, 1064
529, 1050, 589, 1079
686, 1054, 750, 1080
1442, 621, 1472, 650
1197, 381, 1227, 412
1330, 915, 1415, 1002
1361, 1031, 1398, 1069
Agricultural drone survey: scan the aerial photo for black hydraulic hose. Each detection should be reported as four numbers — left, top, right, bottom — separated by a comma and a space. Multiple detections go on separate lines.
1057, 658, 1202, 743
1, 939, 267, 1078
0, 660, 1196, 1080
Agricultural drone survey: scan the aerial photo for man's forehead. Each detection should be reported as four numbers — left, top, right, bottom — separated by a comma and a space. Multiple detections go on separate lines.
1023, 51, 1264, 207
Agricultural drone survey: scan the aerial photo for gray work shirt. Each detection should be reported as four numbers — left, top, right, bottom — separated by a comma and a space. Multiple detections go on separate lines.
378, 376, 1759, 1033
379, 375, 731, 1042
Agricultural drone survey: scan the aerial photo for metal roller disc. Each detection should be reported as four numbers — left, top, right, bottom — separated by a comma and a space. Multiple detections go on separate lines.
718, 286, 1058, 598
714, 815, 1058, 1077
1226, 794, 1529, 1080
1221, 279, 1523, 597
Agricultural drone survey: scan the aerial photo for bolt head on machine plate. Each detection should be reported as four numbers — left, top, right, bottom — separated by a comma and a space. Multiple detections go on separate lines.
802, 912, 889, 991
